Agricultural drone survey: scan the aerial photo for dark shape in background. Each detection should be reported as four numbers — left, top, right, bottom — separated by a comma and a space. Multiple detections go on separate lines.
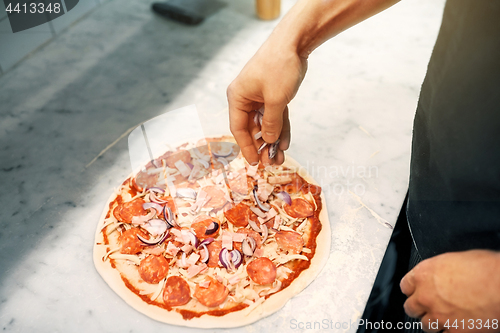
5, 0, 79, 33
151, 0, 226, 25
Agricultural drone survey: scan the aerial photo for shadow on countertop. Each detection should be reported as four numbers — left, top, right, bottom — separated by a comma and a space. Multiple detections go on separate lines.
0, 0, 252, 315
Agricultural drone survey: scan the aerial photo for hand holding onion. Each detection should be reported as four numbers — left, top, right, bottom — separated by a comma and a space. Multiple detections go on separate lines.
227, 31, 307, 166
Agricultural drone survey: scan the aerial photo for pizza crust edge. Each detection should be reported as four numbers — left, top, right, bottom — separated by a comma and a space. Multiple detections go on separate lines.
93, 154, 331, 328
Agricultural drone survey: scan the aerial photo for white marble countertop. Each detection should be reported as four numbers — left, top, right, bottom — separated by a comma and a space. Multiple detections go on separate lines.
0, 0, 445, 331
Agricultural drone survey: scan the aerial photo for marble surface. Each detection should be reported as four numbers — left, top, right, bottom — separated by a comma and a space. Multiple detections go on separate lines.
0, 0, 445, 331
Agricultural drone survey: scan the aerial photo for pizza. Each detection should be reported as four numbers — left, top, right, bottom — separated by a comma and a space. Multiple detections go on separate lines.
93, 136, 330, 328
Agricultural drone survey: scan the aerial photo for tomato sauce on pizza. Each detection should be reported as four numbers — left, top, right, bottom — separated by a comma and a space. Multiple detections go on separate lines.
93, 136, 329, 327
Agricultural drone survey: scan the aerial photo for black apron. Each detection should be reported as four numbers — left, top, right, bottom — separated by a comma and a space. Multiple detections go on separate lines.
407, 0, 500, 260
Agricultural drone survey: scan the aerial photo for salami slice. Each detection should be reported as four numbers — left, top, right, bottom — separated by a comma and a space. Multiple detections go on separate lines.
206, 240, 222, 268
117, 198, 148, 223
119, 228, 148, 254
275, 230, 304, 254
280, 174, 304, 195
202, 186, 227, 209
113, 205, 123, 222
191, 215, 220, 239
132, 169, 160, 192
283, 198, 314, 218
224, 203, 250, 227
246, 257, 277, 285
194, 276, 229, 308
163, 276, 191, 307
138, 255, 169, 284
163, 150, 192, 169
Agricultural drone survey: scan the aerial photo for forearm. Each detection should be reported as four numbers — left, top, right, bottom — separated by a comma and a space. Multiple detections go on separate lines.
269, 0, 400, 58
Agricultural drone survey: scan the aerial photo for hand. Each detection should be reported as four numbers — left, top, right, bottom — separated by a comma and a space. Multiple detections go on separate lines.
400, 250, 500, 332
227, 36, 308, 165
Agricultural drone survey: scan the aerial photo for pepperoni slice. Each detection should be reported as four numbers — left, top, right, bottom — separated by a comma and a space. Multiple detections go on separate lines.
281, 174, 304, 195
163, 276, 191, 307
116, 198, 148, 223
113, 205, 123, 221
194, 276, 229, 307
283, 198, 314, 218
132, 169, 160, 192
191, 215, 220, 239
163, 150, 192, 169
160, 196, 178, 214
224, 203, 251, 227
138, 255, 169, 284
119, 228, 148, 254
246, 257, 277, 285
202, 186, 227, 209
301, 184, 322, 196
275, 230, 304, 254
234, 228, 262, 253
206, 241, 222, 267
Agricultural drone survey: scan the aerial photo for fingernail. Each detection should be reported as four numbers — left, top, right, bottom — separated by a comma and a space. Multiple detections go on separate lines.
265, 132, 275, 138
250, 161, 259, 166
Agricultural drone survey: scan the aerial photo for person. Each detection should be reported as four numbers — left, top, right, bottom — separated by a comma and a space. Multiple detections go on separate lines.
226, 0, 500, 332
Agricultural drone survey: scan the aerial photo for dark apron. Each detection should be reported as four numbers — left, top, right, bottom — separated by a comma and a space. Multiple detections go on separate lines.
407, 0, 500, 260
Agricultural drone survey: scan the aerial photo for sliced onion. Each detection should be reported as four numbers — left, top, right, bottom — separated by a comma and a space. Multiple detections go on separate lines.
186, 162, 194, 170
257, 142, 267, 155
205, 221, 219, 235
176, 188, 197, 200
163, 206, 177, 228
247, 237, 256, 251
241, 238, 254, 256
192, 147, 210, 161
200, 244, 209, 263
230, 249, 243, 268
254, 131, 262, 140
196, 158, 210, 169
248, 218, 261, 233
212, 146, 233, 158
180, 252, 187, 267
253, 109, 264, 126
143, 219, 168, 236
149, 191, 168, 204
149, 187, 165, 194
142, 202, 163, 215
219, 248, 231, 269
253, 186, 270, 212
182, 229, 199, 248
268, 139, 280, 159
217, 157, 228, 167
276, 191, 292, 206
253, 113, 260, 126
137, 231, 169, 246
198, 237, 215, 248
260, 224, 269, 243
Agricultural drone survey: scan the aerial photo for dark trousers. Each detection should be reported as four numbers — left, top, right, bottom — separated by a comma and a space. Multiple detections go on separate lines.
357, 197, 424, 333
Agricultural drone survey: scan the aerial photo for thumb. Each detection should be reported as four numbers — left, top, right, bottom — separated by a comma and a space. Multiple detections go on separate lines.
261, 102, 286, 143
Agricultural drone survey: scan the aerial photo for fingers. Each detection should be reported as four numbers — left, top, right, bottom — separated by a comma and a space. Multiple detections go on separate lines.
279, 106, 291, 151
261, 101, 286, 143
404, 295, 427, 319
400, 269, 417, 296
228, 90, 260, 165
